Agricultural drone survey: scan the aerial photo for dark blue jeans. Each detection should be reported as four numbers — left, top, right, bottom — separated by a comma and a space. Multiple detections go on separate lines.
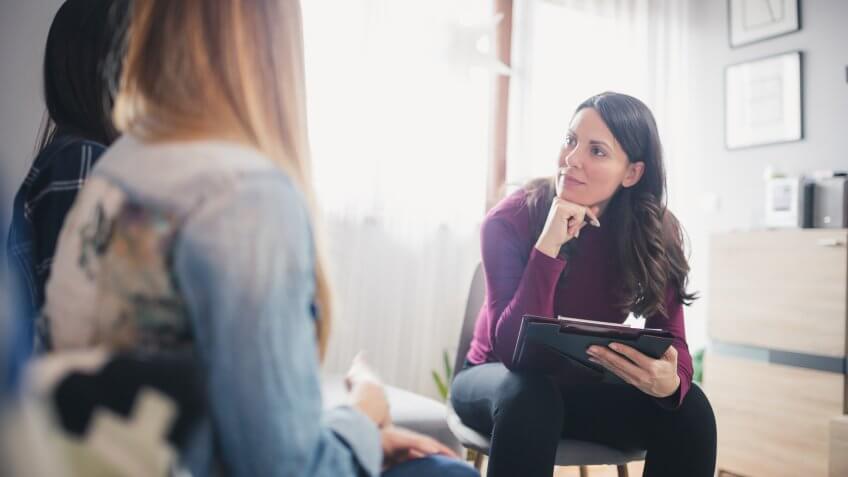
450, 362, 716, 477
383, 455, 478, 477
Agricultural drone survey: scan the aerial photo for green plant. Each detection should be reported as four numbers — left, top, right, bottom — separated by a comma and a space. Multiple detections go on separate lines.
692, 348, 704, 384
431, 349, 454, 401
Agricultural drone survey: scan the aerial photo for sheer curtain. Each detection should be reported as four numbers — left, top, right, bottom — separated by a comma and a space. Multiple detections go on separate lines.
507, 0, 691, 191
505, 0, 704, 349
302, 0, 494, 397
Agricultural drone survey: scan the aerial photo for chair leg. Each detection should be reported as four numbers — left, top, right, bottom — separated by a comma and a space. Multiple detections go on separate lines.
472, 450, 484, 470
617, 464, 629, 477
579, 465, 589, 477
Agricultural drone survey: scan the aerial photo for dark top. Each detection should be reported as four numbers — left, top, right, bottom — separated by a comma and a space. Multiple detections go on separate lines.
6, 133, 105, 352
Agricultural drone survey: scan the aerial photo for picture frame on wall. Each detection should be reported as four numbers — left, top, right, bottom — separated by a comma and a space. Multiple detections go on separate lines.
725, 51, 802, 150
728, 0, 800, 47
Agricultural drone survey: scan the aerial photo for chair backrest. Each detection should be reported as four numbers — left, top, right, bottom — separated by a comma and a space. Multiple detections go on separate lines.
453, 262, 485, 381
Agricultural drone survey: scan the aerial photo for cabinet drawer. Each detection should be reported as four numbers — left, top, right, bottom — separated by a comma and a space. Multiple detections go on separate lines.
708, 229, 848, 357
705, 353, 844, 477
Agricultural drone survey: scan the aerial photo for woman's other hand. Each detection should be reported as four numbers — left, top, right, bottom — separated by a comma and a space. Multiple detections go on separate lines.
586, 343, 681, 398
381, 425, 458, 469
534, 198, 601, 258
346, 352, 391, 428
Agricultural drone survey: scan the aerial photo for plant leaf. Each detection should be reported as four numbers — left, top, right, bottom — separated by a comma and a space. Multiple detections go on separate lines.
443, 349, 453, 382
432, 370, 448, 400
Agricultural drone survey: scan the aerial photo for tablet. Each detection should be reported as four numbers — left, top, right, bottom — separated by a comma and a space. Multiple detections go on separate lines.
511, 314, 674, 385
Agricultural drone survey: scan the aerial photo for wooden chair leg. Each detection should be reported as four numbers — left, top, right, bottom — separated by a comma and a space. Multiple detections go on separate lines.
473, 451, 484, 470
579, 465, 589, 477
617, 464, 629, 477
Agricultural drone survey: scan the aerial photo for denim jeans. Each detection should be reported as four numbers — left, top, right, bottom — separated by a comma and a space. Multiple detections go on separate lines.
383, 455, 478, 477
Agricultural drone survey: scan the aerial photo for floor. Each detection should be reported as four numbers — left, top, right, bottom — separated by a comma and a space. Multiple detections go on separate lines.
553, 462, 645, 477
474, 456, 646, 477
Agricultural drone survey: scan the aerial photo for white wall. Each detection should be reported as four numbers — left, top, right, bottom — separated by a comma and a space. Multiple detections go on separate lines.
677, 0, 848, 352
0, 0, 64, 223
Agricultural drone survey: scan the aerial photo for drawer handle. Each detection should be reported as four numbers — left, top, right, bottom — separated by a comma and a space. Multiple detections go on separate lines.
816, 238, 846, 247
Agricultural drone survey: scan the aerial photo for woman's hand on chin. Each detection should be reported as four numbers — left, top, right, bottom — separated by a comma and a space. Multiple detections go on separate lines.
534, 198, 601, 258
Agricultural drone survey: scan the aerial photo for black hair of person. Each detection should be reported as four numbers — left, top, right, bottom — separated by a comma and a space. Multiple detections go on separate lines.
525, 92, 697, 318
36, 0, 131, 152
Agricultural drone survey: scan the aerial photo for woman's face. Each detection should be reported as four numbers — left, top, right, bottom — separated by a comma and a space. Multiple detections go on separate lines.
555, 108, 644, 214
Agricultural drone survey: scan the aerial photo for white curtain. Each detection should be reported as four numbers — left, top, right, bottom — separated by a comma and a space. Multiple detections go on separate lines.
506, 0, 703, 349
302, 0, 495, 397
506, 0, 690, 198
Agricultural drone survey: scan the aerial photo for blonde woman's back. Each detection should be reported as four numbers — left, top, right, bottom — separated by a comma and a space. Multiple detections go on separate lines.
44, 135, 367, 476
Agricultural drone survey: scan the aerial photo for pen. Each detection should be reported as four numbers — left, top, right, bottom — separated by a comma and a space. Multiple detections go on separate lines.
584, 215, 601, 227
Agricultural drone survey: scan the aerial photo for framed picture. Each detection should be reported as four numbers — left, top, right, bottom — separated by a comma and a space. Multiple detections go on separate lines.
725, 51, 802, 150
728, 0, 800, 47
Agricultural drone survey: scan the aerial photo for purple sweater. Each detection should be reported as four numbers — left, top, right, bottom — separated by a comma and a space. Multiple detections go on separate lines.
466, 189, 693, 405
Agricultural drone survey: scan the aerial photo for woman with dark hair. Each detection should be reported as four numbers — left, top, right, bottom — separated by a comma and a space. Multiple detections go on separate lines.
450, 92, 716, 476
6, 0, 130, 352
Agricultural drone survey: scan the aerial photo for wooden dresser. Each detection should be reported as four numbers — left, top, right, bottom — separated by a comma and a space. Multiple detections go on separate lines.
705, 229, 848, 477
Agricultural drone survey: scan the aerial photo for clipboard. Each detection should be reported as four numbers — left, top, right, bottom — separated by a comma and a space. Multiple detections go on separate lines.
511, 314, 674, 385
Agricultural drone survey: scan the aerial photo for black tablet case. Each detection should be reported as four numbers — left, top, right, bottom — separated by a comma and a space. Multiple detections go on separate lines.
511, 315, 674, 385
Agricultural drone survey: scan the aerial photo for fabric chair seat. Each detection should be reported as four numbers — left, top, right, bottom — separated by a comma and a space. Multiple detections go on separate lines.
321, 374, 462, 454
446, 404, 646, 466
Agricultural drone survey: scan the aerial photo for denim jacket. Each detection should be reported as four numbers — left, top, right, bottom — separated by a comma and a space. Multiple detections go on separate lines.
43, 135, 381, 476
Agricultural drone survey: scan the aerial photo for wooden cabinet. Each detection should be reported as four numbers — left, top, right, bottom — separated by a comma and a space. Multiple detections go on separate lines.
707, 354, 843, 477
705, 229, 848, 477
708, 229, 847, 357
832, 416, 848, 477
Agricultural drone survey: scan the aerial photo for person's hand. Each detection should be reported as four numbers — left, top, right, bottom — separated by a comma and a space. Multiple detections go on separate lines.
345, 351, 383, 389
586, 343, 681, 398
534, 198, 600, 258
346, 352, 391, 428
380, 425, 458, 470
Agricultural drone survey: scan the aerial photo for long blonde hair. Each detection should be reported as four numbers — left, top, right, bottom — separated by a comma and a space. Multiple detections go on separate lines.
114, 0, 333, 358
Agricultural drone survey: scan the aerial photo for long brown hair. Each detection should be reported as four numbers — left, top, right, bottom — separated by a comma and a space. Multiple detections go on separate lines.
114, 0, 333, 358
526, 92, 696, 318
